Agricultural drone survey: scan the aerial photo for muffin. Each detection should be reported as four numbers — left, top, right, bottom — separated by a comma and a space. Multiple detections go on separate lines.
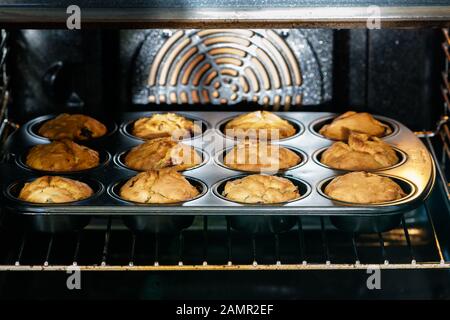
319, 111, 392, 141
26, 139, 100, 172
132, 113, 201, 140
320, 132, 399, 171
18, 176, 94, 204
119, 170, 200, 204
224, 111, 296, 140
324, 172, 406, 204
224, 141, 301, 172
38, 114, 107, 141
222, 174, 300, 204
124, 138, 202, 171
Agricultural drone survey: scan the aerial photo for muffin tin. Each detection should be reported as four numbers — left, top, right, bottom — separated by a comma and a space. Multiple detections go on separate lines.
0, 112, 435, 234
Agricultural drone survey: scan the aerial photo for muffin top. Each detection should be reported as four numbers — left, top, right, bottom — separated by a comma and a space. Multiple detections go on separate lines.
224, 141, 301, 172
320, 132, 399, 171
26, 139, 100, 172
222, 174, 300, 204
324, 172, 406, 204
124, 137, 202, 171
319, 111, 392, 141
119, 170, 200, 204
224, 111, 296, 140
132, 113, 201, 140
38, 114, 107, 141
18, 176, 94, 204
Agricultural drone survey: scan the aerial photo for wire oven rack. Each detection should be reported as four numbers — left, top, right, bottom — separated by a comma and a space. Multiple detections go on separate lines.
0, 203, 449, 271
0, 29, 449, 271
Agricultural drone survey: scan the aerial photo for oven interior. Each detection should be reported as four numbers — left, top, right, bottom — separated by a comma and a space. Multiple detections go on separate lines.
0, 28, 450, 298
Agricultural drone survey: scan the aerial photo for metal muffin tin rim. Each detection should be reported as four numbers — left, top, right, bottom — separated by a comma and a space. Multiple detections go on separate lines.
15, 149, 112, 175
113, 145, 210, 173
311, 145, 408, 172
107, 175, 208, 206
215, 114, 305, 142
308, 114, 400, 141
211, 174, 313, 206
120, 112, 211, 142
0, 111, 434, 217
4, 176, 105, 207
25, 114, 119, 142
316, 173, 417, 207
213, 144, 308, 174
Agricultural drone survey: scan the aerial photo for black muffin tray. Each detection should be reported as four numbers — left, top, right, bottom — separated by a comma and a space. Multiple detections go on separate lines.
0, 112, 436, 234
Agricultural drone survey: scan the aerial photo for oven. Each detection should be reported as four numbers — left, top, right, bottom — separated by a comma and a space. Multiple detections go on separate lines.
0, 1, 450, 300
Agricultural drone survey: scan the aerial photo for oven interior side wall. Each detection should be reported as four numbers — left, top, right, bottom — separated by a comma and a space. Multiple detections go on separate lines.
8, 29, 442, 130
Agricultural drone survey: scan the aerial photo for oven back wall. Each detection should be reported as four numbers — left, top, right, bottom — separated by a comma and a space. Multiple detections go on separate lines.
8, 29, 442, 131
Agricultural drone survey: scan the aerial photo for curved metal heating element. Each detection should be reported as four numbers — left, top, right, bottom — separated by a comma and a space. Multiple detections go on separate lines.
147, 29, 303, 110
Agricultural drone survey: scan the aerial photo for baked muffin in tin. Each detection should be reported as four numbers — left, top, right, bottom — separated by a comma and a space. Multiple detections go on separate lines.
320, 132, 399, 171
324, 172, 406, 204
319, 111, 392, 141
119, 170, 199, 204
132, 113, 201, 140
26, 139, 100, 172
18, 176, 94, 204
124, 138, 201, 171
223, 141, 301, 172
38, 114, 107, 141
224, 111, 296, 140
222, 174, 300, 204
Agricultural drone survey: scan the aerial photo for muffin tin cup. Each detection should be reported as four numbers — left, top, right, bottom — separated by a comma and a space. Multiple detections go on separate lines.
109, 176, 207, 234
4, 176, 104, 233
0, 111, 435, 234
214, 175, 311, 234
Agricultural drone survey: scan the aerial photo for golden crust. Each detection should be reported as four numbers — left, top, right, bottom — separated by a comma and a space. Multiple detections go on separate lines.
124, 138, 202, 171
224, 111, 296, 140
324, 172, 406, 204
18, 176, 93, 204
38, 114, 107, 141
224, 142, 301, 172
319, 111, 392, 141
132, 113, 201, 140
320, 132, 399, 171
26, 139, 100, 172
119, 170, 200, 204
223, 174, 300, 204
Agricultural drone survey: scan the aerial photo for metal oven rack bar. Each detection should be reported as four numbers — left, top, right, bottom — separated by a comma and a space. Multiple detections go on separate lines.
0, 205, 448, 271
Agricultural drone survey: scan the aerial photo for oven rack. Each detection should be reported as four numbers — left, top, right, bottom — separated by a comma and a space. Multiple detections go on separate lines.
0, 197, 448, 271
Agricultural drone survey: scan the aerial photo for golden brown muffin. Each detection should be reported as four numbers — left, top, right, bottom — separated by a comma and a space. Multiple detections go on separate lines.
222, 174, 300, 204
324, 172, 406, 204
224, 111, 296, 140
223, 142, 301, 172
319, 111, 392, 141
119, 170, 200, 204
18, 176, 93, 204
124, 138, 202, 171
38, 114, 107, 141
320, 132, 399, 171
26, 139, 100, 172
132, 113, 201, 140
